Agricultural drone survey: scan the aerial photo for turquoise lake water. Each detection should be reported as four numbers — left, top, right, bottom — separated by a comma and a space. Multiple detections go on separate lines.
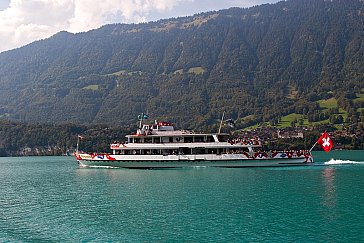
0, 150, 363, 242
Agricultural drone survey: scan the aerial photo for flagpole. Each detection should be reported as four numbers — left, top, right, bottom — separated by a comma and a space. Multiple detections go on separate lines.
309, 140, 317, 152
218, 111, 225, 134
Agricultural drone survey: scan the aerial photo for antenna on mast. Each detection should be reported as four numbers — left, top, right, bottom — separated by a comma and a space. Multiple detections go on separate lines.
138, 113, 149, 129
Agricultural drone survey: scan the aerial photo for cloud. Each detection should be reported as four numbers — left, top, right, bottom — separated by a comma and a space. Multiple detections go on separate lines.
0, 0, 74, 52
67, 0, 195, 32
0, 0, 10, 11
0, 0, 277, 53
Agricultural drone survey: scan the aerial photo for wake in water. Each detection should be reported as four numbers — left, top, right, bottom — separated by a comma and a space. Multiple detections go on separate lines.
324, 158, 364, 165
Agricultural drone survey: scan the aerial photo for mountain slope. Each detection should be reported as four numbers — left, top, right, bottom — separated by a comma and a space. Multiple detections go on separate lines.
0, 0, 363, 129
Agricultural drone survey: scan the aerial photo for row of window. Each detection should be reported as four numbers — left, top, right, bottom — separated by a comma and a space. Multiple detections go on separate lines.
128, 135, 230, 144
114, 148, 250, 155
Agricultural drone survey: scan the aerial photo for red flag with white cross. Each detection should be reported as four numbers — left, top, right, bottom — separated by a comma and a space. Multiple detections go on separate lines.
317, 131, 333, 153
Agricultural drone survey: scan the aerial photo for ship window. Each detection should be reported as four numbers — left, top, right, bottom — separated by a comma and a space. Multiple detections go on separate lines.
217, 135, 229, 142
194, 136, 204, 142
152, 149, 161, 155
240, 148, 249, 153
170, 149, 178, 155
132, 150, 140, 155
169, 137, 173, 143
184, 137, 193, 143
141, 150, 152, 155
206, 136, 214, 142
194, 148, 206, 154
229, 148, 239, 154
144, 137, 152, 143
153, 137, 161, 143
134, 138, 141, 143
179, 147, 191, 155
207, 149, 216, 154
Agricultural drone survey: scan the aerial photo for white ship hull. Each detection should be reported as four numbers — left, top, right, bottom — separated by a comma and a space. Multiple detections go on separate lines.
76, 153, 313, 168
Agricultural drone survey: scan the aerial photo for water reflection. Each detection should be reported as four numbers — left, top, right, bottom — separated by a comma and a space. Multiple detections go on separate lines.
321, 167, 337, 220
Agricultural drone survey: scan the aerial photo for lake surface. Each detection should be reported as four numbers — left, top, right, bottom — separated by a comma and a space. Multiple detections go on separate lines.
0, 150, 363, 242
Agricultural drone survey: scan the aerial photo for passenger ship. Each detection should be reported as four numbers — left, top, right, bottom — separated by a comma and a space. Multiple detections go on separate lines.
75, 119, 314, 168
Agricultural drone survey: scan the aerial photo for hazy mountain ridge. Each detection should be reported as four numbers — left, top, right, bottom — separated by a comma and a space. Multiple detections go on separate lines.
0, 0, 363, 129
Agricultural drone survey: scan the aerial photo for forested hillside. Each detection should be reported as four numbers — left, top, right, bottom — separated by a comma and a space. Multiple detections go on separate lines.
0, 0, 363, 131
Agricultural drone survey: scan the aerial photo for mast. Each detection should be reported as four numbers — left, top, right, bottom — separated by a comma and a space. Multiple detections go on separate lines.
218, 111, 225, 134
76, 135, 80, 154
136, 113, 149, 135
138, 113, 148, 129
139, 113, 144, 129
76, 135, 84, 154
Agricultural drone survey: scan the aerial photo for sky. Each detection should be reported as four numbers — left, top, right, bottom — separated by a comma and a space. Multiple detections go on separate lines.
0, 0, 278, 53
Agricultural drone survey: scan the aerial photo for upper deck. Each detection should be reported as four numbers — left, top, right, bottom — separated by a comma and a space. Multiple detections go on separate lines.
112, 121, 261, 150
126, 121, 229, 142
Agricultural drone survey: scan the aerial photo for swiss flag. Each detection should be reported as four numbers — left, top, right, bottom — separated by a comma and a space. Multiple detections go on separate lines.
317, 131, 333, 153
